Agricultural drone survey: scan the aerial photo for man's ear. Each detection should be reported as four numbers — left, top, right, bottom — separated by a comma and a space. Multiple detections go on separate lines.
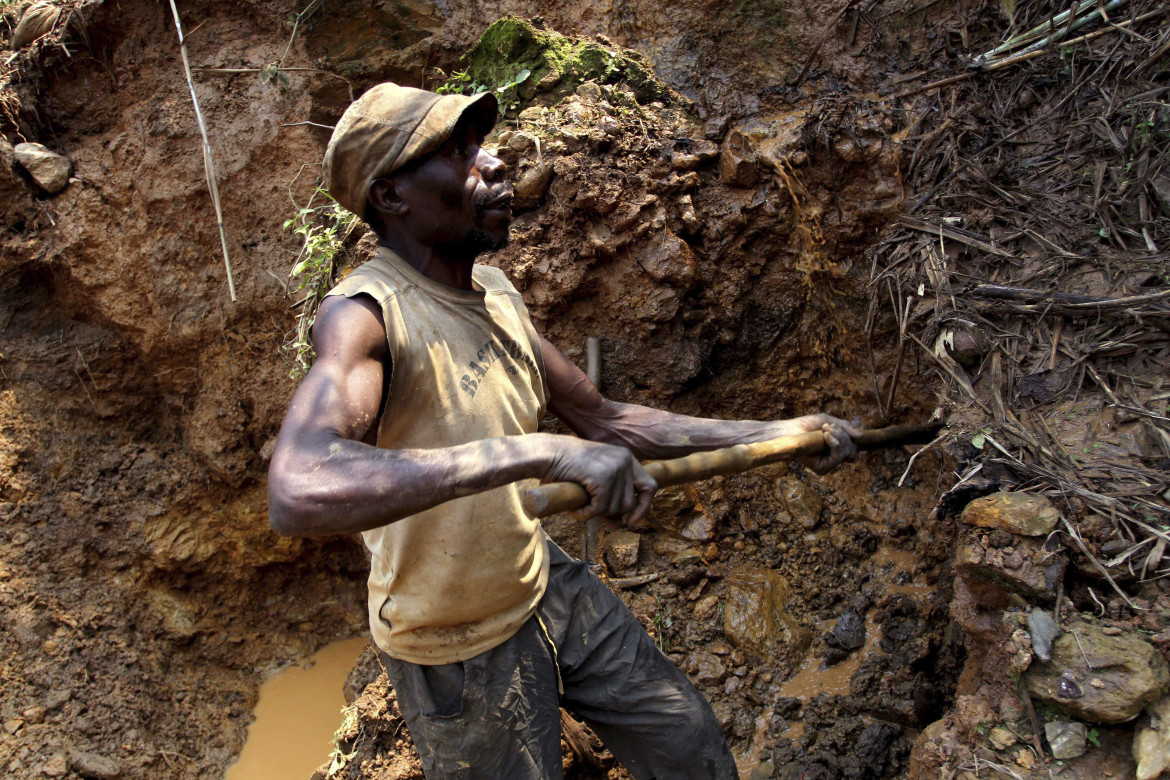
367, 177, 409, 218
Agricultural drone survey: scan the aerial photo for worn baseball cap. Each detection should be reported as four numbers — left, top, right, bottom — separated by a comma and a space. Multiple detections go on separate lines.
322, 83, 499, 221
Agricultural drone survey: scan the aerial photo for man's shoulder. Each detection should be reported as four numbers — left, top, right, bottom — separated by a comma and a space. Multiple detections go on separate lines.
326, 257, 406, 305
472, 263, 520, 296
312, 293, 388, 359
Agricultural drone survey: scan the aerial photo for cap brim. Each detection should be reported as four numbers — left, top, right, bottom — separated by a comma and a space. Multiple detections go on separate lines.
461, 91, 499, 136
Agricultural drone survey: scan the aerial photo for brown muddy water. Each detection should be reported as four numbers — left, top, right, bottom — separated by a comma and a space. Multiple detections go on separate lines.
226, 637, 368, 780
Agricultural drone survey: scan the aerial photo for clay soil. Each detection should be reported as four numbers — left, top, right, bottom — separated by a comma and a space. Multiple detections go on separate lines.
0, 1, 1166, 779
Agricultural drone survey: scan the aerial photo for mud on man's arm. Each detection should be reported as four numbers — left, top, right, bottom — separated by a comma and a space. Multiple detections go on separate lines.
266, 294, 659, 536
539, 334, 860, 477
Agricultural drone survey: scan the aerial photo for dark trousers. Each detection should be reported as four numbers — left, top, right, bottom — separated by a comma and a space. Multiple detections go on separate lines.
379, 540, 736, 780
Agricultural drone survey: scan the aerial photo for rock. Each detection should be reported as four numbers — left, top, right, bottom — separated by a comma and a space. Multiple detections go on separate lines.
575, 81, 602, 102
722, 567, 812, 658
508, 131, 537, 152
691, 139, 720, 161
11, 1, 61, 49
824, 609, 866, 653
146, 587, 199, 640
597, 115, 620, 136
646, 484, 693, 519
42, 752, 68, 777
1135, 696, 1170, 780
21, 705, 45, 724
4, 717, 22, 735
719, 128, 757, 187
513, 163, 552, 209
854, 722, 901, 773
13, 142, 72, 194
1027, 609, 1060, 661
1008, 629, 1034, 672
954, 528, 1066, 601
703, 115, 729, 141
988, 727, 1017, 750
693, 593, 720, 621
1025, 620, 1170, 723
670, 547, 704, 566
775, 477, 823, 529
677, 194, 700, 235
69, 750, 123, 779
960, 492, 1059, 537
342, 644, 382, 705
605, 530, 641, 576
635, 229, 697, 288
679, 511, 715, 542
687, 649, 727, 684
1044, 721, 1087, 760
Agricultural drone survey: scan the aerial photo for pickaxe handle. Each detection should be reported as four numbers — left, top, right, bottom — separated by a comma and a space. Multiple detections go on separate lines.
521, 421, 942, 519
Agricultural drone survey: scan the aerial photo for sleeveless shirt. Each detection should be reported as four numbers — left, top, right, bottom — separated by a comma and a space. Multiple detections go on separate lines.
324, 247, 550, 664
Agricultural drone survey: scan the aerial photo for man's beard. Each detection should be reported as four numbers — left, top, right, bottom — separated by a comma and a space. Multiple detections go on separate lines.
467, 226, 509, 253
467, 200, 510, 253
434, 225, 509, 261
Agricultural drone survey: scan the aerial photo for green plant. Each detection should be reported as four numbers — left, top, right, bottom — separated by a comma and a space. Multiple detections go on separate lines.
258, 0, 323, 91
283, 191, 360, 379
435, 66, 532, 116
435, 69, 479, 95
1086, 727, 1100, 747
653, 613, 674, 652
325, 702, 361, 778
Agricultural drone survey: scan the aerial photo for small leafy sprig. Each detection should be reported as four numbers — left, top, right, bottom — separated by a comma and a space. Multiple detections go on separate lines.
434, 67, 532, 116
283, 191, 359, 379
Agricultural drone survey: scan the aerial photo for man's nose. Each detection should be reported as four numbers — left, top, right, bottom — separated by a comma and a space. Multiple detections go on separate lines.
478, 149, 507, 182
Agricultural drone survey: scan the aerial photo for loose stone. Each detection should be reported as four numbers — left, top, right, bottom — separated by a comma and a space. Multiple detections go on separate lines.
13, 142, 72, 194
959, 492, 1059, 537
1044, 721, 1087, 760
1134, 696, 1170, 780
1026, 619, 1170, 723
988, 727, 1017, 751
1027, 609, 1060, 662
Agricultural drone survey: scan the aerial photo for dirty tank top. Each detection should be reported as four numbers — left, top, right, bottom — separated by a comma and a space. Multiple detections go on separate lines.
324, 246, 550, 665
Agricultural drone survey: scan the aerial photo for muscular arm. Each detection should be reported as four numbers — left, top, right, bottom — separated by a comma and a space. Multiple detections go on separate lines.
267, 296, 656, 536
542, 335, 858, 471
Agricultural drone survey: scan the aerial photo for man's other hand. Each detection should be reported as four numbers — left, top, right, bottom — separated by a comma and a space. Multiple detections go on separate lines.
761, 414, 861, 475
539, 436, 658, 524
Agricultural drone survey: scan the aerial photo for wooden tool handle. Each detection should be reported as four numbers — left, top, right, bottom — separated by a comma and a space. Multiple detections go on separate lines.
521, 421, 942, 519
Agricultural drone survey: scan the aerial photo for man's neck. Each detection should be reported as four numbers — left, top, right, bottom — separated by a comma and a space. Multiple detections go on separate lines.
379, 235, 477, 290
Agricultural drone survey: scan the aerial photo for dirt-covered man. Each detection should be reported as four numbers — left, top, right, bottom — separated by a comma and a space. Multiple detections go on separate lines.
267, 83, 859, 780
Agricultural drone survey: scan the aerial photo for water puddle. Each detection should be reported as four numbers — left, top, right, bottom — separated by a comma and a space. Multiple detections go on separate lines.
871, 546, 934, 598
771, 545, 935, 711
733, 707, 774, 779
773, 611, 882, 701
226, 637, 368, 780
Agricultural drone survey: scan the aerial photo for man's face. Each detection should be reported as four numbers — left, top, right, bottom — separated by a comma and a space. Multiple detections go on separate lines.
394, 119, 513, 254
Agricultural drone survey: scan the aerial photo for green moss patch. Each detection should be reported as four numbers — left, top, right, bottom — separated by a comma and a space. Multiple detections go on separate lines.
441, 17, 674, 112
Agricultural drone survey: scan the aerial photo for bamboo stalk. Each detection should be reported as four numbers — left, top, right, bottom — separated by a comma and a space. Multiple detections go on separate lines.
167, 0, 236, 302
975, 0, 1124, 65
523, 422, 943, 519
980, 0, 1126, 65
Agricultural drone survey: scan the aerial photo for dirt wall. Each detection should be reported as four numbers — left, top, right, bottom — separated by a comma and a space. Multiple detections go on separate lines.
0, 1, 965, 777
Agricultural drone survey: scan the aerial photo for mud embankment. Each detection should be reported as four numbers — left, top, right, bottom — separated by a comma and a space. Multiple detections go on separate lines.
7, 0, 1165, 779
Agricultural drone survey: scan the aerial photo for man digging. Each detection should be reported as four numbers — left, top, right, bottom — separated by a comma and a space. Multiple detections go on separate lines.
267, 82, 859, 780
